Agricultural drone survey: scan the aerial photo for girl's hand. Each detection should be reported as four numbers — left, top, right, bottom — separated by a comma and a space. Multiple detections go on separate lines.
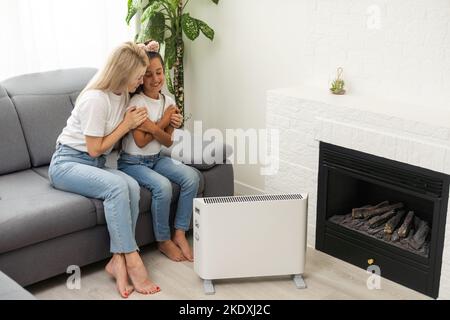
170, 113, 183, 128
162, 105, 179, 123
164, 105, 179, 116
124, 107, 147, 130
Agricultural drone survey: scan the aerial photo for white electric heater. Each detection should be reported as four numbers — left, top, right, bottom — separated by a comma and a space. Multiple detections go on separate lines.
193, 193, 308, 294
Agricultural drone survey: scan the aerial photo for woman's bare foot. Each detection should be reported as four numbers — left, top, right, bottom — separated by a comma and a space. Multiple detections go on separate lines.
124, 251, 160, 295
105, 254, 134, 298
172, 229, 194, 262
158, 240, 186, 262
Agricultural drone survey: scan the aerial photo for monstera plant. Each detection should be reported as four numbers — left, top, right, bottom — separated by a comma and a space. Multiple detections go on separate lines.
126, 0, 219, 119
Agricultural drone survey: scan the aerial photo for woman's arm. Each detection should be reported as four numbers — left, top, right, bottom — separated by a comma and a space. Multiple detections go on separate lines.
85, 107, 147, 157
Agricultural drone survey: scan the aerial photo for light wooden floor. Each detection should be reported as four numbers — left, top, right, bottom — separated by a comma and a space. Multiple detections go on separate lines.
27, 241, 430, 300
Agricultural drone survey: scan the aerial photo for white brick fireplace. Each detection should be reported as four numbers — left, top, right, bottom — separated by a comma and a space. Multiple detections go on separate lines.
265, 86, 450, 299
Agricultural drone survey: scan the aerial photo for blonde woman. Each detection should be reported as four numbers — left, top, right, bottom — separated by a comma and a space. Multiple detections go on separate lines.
48, 42, 160, 298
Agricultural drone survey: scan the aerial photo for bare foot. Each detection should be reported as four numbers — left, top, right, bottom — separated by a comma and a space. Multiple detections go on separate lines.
105, 254, 134, 298
125, 252, 160, 295
172, 230, 194, 262
158, 240, 186, 262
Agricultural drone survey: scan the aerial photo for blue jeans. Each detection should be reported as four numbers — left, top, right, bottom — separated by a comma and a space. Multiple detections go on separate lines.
48, 144, 140, 253
118, 152, 200, 241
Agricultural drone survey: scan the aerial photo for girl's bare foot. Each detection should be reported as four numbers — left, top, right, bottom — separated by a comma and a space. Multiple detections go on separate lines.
124, 251, 160, 295
172, 229, 194, 262
105, 254, 134, 298
158, 240, 186, 262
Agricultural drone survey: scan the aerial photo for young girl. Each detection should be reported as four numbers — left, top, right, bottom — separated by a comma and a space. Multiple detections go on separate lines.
118, 42, 199, 262
49, 42, 160, 298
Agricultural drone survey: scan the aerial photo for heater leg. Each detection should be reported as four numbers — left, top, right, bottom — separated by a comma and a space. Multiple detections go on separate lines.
293, 274, 307, 289
203, 280, 215, 295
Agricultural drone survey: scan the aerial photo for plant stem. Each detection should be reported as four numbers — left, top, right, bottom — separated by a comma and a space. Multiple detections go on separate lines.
173, 0, 185, 117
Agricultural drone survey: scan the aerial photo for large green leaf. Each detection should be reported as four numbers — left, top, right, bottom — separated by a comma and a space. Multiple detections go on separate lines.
181, 13, 199, 41
137, 19, 152, 43
141, 1, 163, 23
165, 61, 175, 94
164, 37, 177, 70
167, 0, 179, 12
126, 0, 140, 25
196, 19, 214, 41
148, 12, 166, 43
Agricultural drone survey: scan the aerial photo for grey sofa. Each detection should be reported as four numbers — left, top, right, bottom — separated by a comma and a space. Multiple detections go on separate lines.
0, 68, 234, 288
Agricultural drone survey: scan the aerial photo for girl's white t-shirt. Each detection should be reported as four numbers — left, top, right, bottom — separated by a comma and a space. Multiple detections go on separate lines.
56, 89, 126, 155
121, 92, 174, 156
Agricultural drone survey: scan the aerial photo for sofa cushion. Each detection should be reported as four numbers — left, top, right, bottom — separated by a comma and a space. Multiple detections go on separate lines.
12, 95, 74, 167
0, 86, 31, 175
1, 68, 97, 167
32, 163, 204, 225
0, 170, 97, 254
69, 91, 82, 106
1, 68, 97, 97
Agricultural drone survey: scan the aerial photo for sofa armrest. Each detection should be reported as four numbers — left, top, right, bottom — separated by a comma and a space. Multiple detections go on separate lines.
0, 271, 36, 300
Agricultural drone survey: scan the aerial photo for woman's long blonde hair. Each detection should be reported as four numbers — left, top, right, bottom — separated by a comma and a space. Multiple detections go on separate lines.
79, 42, 149, 104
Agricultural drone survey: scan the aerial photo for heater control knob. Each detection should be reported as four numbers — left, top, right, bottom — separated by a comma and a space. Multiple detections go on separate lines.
195, 232, 200, 241
195, 219, 199, 228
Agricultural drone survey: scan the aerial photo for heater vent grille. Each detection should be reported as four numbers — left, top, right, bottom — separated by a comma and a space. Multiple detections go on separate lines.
203, 194, 303, 204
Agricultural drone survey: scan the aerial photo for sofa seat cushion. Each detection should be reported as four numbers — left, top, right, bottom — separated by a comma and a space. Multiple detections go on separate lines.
32, 155, 205, 226
0, 170, 97, 254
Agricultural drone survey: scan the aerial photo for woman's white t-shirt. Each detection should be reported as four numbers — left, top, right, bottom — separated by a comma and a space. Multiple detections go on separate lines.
56, 89, 126, 155
121, 92, 174, 156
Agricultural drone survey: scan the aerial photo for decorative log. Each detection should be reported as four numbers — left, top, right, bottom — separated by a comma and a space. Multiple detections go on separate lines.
368, 226, 384, 235
409, 220, 430, 250
369, 209, 396, 228
364, 202, 403, 220
352, 201, 389, 219
398, 211, 414, 238
384, 210, 406, 234
414, 216, 421, 231
391, 230, 400, 242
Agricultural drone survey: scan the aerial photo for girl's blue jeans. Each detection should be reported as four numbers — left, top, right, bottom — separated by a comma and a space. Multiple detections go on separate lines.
117, 152, 199, 241
48, 144, 140, 253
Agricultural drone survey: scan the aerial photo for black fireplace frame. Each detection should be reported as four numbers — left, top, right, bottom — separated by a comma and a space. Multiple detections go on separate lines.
316, 142, 450, 298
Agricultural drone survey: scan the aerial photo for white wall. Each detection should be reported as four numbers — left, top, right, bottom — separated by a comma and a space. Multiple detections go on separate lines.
184, 0, 450, 192
0, 0, 134, 80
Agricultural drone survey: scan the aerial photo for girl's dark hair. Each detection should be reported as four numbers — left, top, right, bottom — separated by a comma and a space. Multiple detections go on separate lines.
134, 41, 165, 95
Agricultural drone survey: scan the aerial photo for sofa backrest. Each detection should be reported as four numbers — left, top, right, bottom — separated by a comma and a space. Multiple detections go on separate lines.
1, 68, 97, 167
0, 86, 31, 175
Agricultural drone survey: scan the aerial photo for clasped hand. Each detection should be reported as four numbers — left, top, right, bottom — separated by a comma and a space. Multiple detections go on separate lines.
164, 105, 183, 129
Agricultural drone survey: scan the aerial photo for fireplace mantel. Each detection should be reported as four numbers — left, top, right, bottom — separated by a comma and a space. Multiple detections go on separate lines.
265, 85, 450, 299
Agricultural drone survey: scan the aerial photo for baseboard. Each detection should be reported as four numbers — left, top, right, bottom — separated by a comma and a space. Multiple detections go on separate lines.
234, 180, 265, 196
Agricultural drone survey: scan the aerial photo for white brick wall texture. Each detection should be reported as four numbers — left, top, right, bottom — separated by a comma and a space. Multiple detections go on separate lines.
304, 0, 450, 108
265, 89, 450, 299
